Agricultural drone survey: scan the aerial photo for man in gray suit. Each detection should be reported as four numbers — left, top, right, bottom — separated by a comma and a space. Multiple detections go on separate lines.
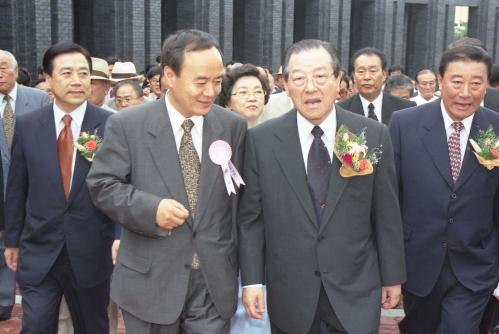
238, 40, 406, 333
87, 29, 246, 334
0, 50, 50, 320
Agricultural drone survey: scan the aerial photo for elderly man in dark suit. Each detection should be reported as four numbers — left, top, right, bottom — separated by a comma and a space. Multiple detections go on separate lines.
87, 29, 246, 334
3, 42, 114, 334
239, 39, 405, 334
337, 47, 415, 125
0, 49, 50, 321
390, 45, 499, 333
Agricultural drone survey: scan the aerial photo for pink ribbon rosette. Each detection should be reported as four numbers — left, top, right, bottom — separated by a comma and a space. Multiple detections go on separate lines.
209, 140, 245, 195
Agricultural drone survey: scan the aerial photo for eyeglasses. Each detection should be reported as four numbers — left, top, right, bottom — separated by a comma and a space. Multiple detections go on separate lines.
116, 96, 139, 104
289, 73, 334, 87
231, 89, 265, 99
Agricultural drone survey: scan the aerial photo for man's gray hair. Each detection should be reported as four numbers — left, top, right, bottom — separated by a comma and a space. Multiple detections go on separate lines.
0, 50, 18, 69
384, 74, 414, 97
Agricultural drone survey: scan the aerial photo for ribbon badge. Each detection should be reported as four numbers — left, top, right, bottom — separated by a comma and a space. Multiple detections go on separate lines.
209, 140, 245, 195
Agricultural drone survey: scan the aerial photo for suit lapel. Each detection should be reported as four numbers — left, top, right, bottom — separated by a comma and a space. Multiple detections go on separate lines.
421, 103, 454, 189
350, 95, 364, 116
381, 93, 392, 124
273, 111, 317, 227
146, 99, 190, 219
35, 105, 66, 200
67, 105, 101, 205
194, 109, 223, 230
319, 107, 350, 233
454, 109, 484, 191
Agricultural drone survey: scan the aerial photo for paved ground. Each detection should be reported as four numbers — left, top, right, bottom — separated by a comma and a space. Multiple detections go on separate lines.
0, 304, 401, 334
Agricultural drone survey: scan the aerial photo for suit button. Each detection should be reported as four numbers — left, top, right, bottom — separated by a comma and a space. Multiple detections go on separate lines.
314, 271, 320, 277
184, 264, 191, 269
448, 218, 454, 224
318, 236, 325, 242
442, 241, 447, 248
192, 231, 197, 238
451, 193, 457, 199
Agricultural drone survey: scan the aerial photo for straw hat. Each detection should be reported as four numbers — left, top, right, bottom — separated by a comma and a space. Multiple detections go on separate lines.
90, 57, 110, 81
110, 61, 140, 82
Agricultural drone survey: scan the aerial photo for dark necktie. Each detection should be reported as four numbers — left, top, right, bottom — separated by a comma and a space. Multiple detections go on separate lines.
3, 95, 14, 150
307, 126, 331, 225
57, 115, 73, 199
178, 119, 201, 269
448, 121, 464, 183
368, 103, 378, 122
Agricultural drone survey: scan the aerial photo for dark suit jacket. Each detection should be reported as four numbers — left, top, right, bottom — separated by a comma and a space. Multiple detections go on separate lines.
87, 98, 247, 324
337, 92, 416, 125
4, 103, 114, 288
484, 87, 499, 112
238, 107, 406, 333
389, 101, 499, 296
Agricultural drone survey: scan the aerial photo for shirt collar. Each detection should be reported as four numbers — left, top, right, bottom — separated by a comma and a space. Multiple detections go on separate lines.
359, 92, 383, 115
0, 83, 18, 103
165, 92, 204, 134
53, 100, 87, 129
297, 106, 337, 141
440, 100, 474, 132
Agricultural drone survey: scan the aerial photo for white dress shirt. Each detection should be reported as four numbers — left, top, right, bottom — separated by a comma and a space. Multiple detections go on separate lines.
0, 83, 18, 117
411, 94, 438, 106
441, 100, 474, 165
165, 92, 204, 159
359, 93, 383, 122
53, 100, 87, 188
297, 108, 336, 173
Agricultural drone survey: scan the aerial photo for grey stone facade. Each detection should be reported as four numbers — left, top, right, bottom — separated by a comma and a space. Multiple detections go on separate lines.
2, 0, 499, 78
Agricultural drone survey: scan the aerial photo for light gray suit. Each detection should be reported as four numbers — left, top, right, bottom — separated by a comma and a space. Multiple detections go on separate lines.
238, 107, 406, 333
0, 84, 49, 318
87, 98, 246, 328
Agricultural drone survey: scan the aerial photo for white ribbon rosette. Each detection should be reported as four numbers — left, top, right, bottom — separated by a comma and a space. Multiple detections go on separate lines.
209, 140, 245, 195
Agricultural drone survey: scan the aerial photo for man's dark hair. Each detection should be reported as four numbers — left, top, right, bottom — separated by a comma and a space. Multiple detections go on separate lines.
17, 67, 31, 86
384, 74, 414, 97
448, 37, 487, 52
146, 66, 162, 80
218, 63, 271, 107
388, 64, 404, 75
490, 65, 499, 88
438, 45, 492, 79
341, 74, 351, 89
115, 79, 144, 98
42, 41, 92, 76
106, 56, 119, 65
160, 29, 222, 76
414, 69, 437, 83
350, 47, 387, 74
31, 78, 46, 88
283, 39, 341, 81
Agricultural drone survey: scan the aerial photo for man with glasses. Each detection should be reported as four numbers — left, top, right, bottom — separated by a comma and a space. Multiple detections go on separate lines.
337, 47, 415, 125
238, 39, 405, 333
114, 80, 144, 111
411, 69, 438, 105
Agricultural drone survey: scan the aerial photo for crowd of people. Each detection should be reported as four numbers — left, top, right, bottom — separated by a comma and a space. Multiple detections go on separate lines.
0, 29, 499, 334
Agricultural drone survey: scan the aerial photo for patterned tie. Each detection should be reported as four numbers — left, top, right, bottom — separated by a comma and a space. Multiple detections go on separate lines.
57, 115, 74, 199
178, 119, 201, 269
3, 95, 14, 150
307, 126, 331, 226
368, 103, 378, 122
448, 121, 464, 183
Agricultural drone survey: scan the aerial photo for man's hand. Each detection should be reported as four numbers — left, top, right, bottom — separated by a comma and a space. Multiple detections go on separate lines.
111, 240, 120, 264
381, 284, 402, 309
243, 287, 266, 320
4, 247, 19, 272
156, 199, 189, 230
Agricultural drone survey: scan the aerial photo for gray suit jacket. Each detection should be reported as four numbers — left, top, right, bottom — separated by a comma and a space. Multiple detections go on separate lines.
87, 97, 247, 324
238, 107, 406, 333
1, 85, 50, 188
337, 92, 416, 125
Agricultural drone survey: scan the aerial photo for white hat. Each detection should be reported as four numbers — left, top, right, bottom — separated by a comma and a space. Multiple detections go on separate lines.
110, 62, 140, 82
